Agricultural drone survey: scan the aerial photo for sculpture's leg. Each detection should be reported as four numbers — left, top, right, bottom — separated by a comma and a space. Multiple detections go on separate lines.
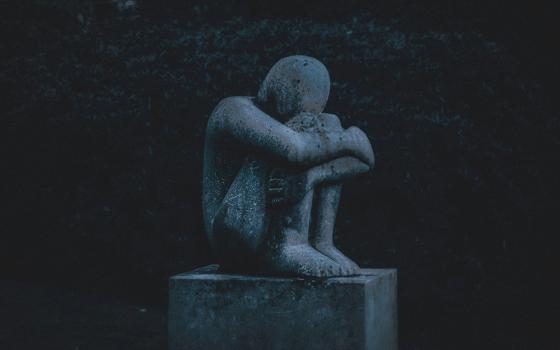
311, 184, 360, 275
209, 157, 269, 273
262, 187, 345, 277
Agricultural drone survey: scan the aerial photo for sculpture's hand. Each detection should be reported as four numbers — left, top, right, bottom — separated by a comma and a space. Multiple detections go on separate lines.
267, 168, 312, 206
344, 126, 375, 168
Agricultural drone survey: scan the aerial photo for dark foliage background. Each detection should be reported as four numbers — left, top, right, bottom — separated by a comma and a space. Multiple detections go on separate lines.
1, 1, 558, 349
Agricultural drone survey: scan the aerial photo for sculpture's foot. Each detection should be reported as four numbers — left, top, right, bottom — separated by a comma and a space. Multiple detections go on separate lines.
313, 243, 360, 276
263, 232, 348, 277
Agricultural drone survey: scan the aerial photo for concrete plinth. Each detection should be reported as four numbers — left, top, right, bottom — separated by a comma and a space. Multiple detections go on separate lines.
168, 266, 397, 350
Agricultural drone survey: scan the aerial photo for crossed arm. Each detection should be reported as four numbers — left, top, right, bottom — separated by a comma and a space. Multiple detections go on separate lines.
212, 97, 374, 168
210, 97, 373, 205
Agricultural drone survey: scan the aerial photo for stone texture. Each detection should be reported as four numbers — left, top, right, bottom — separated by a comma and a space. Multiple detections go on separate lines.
203, 55, 375, 277
168, 266, 397, 350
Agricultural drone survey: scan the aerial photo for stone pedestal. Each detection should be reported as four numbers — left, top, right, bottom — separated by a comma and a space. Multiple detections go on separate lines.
168, 266, 397, 350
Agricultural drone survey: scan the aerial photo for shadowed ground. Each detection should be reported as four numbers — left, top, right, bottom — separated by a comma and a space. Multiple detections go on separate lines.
0, 281, 166, 350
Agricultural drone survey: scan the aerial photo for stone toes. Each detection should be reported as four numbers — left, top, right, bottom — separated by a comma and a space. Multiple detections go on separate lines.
348, 262, 360, 275
340, 265, 352, 276
340, 263, 353, 275
344, 262, 359, 276
333, 264, 344, 276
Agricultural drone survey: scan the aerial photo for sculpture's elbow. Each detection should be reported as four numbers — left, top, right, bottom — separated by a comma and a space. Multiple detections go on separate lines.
363, 141, 375, 169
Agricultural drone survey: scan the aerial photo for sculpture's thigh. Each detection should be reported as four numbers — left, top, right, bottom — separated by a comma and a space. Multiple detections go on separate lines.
212, 157, 269, 266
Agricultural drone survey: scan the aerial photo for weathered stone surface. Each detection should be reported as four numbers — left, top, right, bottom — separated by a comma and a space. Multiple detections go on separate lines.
203, 55, 375, 277
168, 266, 397, 350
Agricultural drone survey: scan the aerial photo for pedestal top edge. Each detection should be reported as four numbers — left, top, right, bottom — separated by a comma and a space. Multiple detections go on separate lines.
170, 267, 396, 284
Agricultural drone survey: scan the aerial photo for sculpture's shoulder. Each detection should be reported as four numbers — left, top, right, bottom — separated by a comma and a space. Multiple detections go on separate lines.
211, 96, 254, 119
207, 96, 255, 134
318, 113, 343, 131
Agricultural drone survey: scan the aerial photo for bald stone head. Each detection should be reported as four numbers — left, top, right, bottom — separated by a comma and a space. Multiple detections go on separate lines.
257, 55, 330, 119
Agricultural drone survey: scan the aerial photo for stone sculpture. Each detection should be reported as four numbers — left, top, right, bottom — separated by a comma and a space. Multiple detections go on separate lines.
202, 55, 375, 277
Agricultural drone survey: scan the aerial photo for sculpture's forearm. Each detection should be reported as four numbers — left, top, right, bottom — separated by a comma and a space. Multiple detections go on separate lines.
294, 132, 355, 166
299, 127, 375, 169
307, 156, 370, 188
216, 97, 370, 167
